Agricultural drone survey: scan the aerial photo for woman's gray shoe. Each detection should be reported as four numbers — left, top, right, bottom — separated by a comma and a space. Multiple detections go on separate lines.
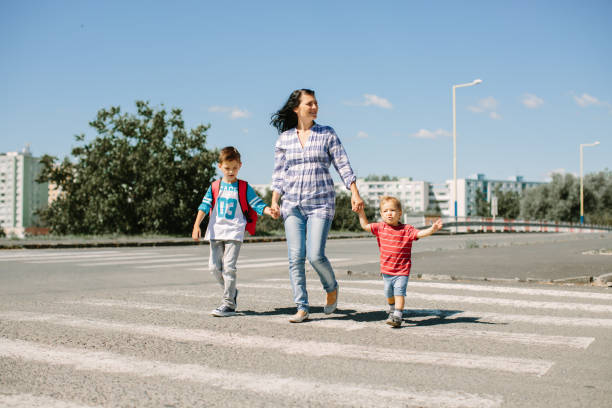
289, 310, 309, 323
323, 286, 338, 315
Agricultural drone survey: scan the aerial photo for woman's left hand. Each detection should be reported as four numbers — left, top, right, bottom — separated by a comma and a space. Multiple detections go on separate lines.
351, 192, 364, 212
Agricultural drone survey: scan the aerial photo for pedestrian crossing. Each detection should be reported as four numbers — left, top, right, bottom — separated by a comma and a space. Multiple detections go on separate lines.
2, 264, 612, 406
0, 249, 349, 271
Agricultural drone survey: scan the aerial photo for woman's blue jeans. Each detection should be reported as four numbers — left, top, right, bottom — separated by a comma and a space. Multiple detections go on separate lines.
284, 207, 338, 312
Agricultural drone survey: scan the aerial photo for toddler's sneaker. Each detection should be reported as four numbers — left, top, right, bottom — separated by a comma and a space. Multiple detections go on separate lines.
211, 305, 236, 317
386, 313, 402, 328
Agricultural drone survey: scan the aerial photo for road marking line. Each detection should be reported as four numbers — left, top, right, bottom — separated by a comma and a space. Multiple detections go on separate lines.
140, 290, 220, 298
184, 257, 352, 271
244, 283, 612, 314
25, 253, 158, 264
0, 251, 122, 261
131, 290, 594, 349
0, 311, 552, 375
237, 283, 612, 327
136, 258, 350, 271
335, 279, 612, 301
78, 255, 204, 266
0, 338, 504, 408
54, 296, 593, 350
262, 314, 592, 349
0, 394, 98, 408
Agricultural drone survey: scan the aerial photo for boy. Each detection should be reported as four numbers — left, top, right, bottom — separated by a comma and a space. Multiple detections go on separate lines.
357, 196, 443, 327
192, 146, 278, 317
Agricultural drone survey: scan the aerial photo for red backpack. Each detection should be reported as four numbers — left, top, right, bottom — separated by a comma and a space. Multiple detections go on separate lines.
210, 179, 258, 236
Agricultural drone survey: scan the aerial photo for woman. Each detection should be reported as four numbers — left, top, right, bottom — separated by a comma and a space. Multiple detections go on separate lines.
270, 89, 364, 323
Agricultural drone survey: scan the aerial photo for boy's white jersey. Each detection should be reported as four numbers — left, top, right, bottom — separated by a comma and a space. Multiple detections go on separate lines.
204, 182, 246, 242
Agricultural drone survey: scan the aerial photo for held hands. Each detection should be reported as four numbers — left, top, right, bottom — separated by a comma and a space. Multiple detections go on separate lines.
351, 192, 364, 213
265, 206, 280, 219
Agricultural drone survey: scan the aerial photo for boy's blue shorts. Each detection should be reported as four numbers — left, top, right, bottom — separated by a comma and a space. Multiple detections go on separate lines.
382, 273, 409, 298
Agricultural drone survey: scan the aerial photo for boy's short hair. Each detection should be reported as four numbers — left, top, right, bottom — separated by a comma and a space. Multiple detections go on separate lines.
379, 196, 402, 211
219, 146, 241, 164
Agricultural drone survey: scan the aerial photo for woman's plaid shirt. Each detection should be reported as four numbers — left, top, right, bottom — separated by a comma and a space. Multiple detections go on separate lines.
272, 124, 356, 220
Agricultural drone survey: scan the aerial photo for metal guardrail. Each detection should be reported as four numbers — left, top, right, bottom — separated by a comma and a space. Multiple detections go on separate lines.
424, 217, 612, 233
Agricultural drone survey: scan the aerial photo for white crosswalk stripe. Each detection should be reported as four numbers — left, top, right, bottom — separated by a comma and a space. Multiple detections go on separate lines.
0, 394, 99, 408
0, 251, 123, 261
25, 252, 159, 264
241, 283, 612, 313
60, 296, 595, 348
337, 279, 612, 301
0, 338, 503, 408
0, 311, 553, 375
3, 274, 611, 407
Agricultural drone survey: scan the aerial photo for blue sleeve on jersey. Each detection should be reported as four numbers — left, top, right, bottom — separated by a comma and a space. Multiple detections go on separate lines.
246, 184, 267, 215
197, 186, 213, 213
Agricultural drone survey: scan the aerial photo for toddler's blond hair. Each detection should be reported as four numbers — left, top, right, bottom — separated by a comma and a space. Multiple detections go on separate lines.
379, 196, 402, 211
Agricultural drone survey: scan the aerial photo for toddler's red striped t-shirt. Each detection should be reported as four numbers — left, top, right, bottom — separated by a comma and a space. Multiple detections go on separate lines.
370, 222, 419, 276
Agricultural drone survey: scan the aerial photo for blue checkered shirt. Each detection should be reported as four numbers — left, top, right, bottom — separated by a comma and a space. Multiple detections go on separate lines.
272, 124, 357, 220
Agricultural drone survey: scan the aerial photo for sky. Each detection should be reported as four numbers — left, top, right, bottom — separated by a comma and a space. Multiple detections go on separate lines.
1, 0, 610, 185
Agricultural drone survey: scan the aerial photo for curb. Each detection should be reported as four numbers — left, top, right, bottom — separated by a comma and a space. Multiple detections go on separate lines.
343, 268, 612, 288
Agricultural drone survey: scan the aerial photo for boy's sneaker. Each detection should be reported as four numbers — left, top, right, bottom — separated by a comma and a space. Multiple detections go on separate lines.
211, 305, 236, 317
386, 313, 402, 328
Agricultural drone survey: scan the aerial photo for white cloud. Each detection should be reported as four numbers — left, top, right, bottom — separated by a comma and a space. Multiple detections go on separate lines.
572, 92, 612, 114
363, 94, 393, 109
522, 93, 544, 109
410, 128, 451, 139
208, 106, 252, 120
573, 93, 601, 107
345, 94, 393, 109
468, 96, 501, 120
356, 131, 369, 139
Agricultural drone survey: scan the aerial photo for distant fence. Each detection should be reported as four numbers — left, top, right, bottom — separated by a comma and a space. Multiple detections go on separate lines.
405, 216, 612, 233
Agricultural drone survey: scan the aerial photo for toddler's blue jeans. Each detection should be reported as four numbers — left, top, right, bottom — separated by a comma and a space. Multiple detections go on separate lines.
382, 273, 409, 298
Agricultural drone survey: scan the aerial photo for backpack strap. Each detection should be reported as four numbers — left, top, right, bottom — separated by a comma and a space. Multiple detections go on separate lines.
210, 179, 221, 216
238, 179, 258, 235
237, 179, 251, 221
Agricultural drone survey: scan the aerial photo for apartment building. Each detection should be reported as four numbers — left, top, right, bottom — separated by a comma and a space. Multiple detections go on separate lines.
356, 178, 429, 213
447, 174, 544, 217
0, 146, 49, 237
252, 173, 543, 218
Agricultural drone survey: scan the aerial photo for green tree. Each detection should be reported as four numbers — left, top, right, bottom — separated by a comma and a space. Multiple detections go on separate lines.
519, 172, 612, 224
364, 174, 399, 181
494, 187, 520, 219
37, 101, 218, 235
475, 188, 490, 217
332, 191, 377, 231
584, 170, 612, 225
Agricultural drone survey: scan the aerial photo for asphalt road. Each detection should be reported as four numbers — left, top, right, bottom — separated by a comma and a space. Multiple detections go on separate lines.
1, 232, 611, 407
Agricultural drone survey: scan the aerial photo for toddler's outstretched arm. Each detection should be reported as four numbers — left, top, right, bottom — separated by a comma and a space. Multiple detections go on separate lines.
357, 207, 372, 233
417, 218, 443, 238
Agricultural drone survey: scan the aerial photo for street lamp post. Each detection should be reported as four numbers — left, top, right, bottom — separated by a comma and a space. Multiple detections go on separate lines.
452, 79, 482, 231
580, 141, 600, 224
